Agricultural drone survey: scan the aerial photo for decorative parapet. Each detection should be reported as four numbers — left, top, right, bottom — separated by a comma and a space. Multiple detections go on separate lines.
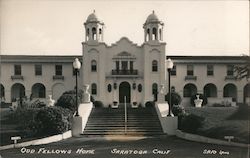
185, 75, 197, 81
225, 76, 236, 80
11, 75, 24, 80
53, 75, 64, 80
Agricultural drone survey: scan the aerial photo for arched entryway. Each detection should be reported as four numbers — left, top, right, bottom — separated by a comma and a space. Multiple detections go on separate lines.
204, 83, 217, 97
183, 83, 197, 97
243, 83, 250, 103
0, 84, 5, 101
223, 83, 237, 102
32, 83, 46, 98
11, 83, 25, 101
119, 82, 131, 103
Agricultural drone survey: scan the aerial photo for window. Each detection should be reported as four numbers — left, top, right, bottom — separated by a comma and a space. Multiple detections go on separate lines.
35, 65, 42, 76
207, 65, 214, 76
152, 60, 158, 72
121, 61, 128, 70
130, 61, 133, 70
91, 83, 97, 95
138, 84, 142, 92
152, 28, 157, 40
55, 65, 62, 76
107, 84, 112, 92
146, 28, 150, 41
116, 61, 119, 71
227, 65, 234, 76
183, 83, 197, 97
99, 28, 102, 39
171, 65, 176, 76
32, 83, 46, 98
204, 84, 217, 97
92, 27, 96, 40
187, 65, 194, 76
14, 65, 21, 75
86, 28, 90, 40
91, 60, 97, 72
159, 29, 162, 40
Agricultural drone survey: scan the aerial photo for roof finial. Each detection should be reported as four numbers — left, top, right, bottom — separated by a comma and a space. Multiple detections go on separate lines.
93, 9, 95, 13
152, 10, 155, 14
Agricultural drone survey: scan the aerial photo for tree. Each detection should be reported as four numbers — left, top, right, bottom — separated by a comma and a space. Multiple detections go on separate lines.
165, 92, 182, 106
234, 55, 250, 81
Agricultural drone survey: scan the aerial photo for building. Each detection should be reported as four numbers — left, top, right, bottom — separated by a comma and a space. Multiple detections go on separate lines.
0, 11, 249, 106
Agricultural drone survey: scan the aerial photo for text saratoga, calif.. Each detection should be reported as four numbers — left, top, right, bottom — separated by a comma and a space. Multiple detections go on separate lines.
20, 147, 171, 155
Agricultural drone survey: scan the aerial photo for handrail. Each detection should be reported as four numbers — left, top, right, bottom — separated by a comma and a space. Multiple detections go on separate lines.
124, 96, 127, 134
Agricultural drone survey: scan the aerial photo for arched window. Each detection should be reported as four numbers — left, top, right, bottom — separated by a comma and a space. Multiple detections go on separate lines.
152, 60, 158, 72
92, 27, 96, 40
203, 83, 217, 97
99, 28, 102, 40
32, 83, 46, 98
152, 28, 157, 40
152, 83, 158, 101
146, 28, 150, 41
91, 60, 97, 72
223, 83, 237, 101
91, 83, 97, 95
86, 28, 90, 41
159, 29, 162, 40
244, 84, 250, 103
183, 83, 197, 97
11, 83, 25, 101
107, 84, 112, 93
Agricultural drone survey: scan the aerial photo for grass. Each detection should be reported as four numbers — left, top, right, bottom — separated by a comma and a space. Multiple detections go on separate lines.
185, 106, 249, 144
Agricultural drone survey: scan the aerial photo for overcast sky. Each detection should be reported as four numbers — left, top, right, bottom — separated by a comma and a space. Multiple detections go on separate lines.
0, 0, 249, 56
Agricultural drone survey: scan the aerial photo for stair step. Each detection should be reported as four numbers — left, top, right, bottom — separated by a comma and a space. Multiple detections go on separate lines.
83, 107, 163, 136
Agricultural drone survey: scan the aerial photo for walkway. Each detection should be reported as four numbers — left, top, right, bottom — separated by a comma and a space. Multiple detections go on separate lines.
0, 135, 248, 158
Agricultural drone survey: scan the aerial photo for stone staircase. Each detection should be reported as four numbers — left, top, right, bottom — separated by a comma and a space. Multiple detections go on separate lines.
82, 104, 163, 136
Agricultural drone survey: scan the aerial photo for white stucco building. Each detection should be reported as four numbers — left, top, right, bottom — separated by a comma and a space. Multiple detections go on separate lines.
0, 11, 249, 107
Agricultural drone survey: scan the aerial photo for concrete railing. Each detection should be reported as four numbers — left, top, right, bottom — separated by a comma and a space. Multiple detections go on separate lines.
155, 103, 178, 135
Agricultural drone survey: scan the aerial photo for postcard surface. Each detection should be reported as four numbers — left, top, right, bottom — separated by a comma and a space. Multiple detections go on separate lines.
0, 0, 249, 158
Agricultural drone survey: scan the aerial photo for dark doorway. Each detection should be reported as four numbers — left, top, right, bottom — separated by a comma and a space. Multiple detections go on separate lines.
119, 82, 131, 103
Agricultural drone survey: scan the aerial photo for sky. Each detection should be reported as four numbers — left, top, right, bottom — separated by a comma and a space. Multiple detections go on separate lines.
0, 0, 249, 56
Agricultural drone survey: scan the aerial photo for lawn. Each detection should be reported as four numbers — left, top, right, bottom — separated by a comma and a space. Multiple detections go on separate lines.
185, 106, 249, 144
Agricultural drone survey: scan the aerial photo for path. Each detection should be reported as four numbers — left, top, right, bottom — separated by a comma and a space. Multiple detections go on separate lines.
0, 135, 248, 158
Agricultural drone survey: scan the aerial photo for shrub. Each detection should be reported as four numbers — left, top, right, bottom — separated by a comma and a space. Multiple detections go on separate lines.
12, 107, 40, 134
228, 103, 250, 120
56, 90, 83, 112
179, 114, 205, 134
172, 105, 186, 116
145, 101, 155, 108
190, 93, 207, 106
35, 106, 73, 136
165, 92, 182, 106
93, 101, 104, 108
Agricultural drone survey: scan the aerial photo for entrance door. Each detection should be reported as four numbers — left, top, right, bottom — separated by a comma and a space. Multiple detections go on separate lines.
119, 82, 131, 103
